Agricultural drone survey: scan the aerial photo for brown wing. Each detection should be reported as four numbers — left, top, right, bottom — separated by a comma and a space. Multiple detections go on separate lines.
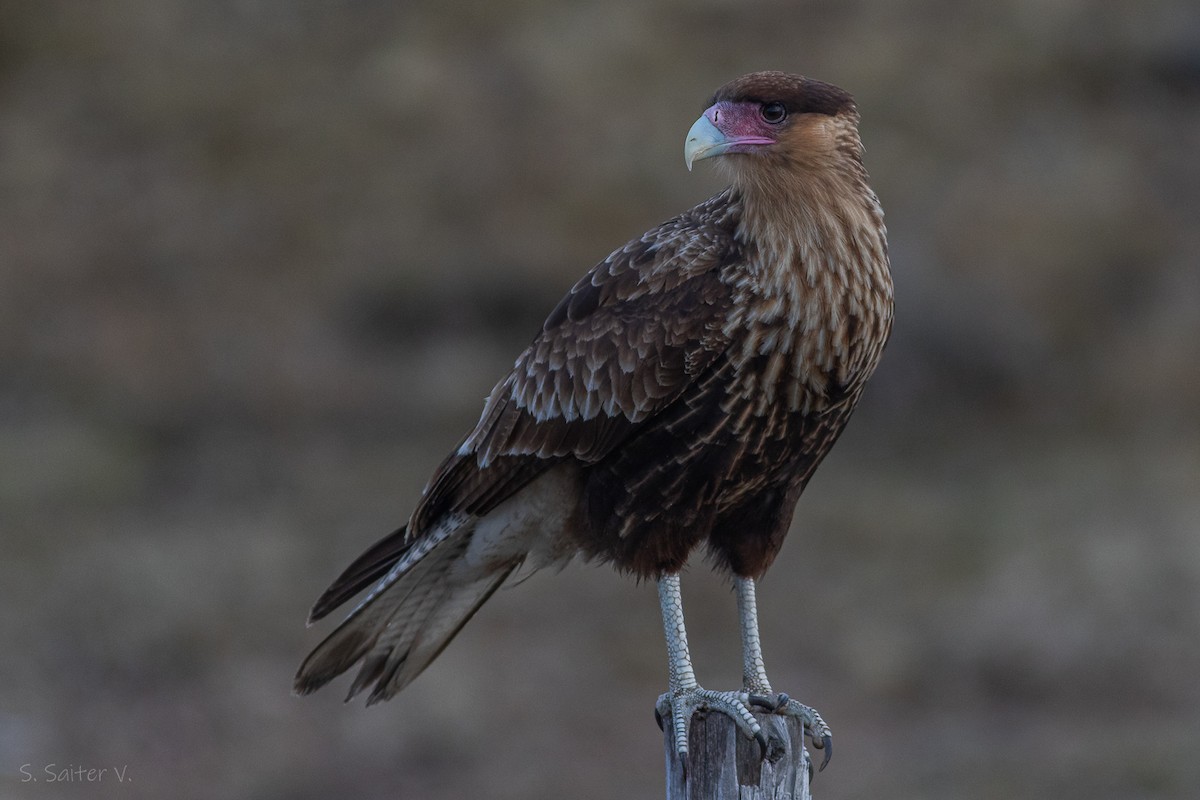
409, 192, 742, 536
306, 192, 743, 619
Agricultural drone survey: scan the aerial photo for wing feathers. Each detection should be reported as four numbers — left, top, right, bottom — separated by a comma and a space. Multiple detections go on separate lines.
300, 190, 746, 699
457, 190, 740, 468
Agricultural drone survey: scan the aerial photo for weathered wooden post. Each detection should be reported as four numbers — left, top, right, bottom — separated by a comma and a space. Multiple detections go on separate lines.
663, 710, 813, 800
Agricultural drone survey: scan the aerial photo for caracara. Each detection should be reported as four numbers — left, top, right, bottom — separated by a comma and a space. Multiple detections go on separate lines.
296, 71, 893, 766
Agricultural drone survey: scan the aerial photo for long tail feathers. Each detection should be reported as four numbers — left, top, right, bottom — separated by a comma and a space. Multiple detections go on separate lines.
308, 524, 411, 625
294, 520, 520, 703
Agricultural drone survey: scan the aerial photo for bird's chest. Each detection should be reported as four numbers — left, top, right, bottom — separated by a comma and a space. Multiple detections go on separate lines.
721, 266, 887, 420
718, 190, 893, 420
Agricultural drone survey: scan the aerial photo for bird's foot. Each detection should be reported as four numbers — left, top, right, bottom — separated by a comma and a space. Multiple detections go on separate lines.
747, 691, 833, 771
655, 687, 768, 762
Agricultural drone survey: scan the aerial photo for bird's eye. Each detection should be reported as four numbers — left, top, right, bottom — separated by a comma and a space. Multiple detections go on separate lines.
760, 102, 787, 124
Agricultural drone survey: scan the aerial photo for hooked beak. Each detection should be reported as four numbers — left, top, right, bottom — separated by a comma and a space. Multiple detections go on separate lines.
684, 114, 728, 171
684, 108, 774, 171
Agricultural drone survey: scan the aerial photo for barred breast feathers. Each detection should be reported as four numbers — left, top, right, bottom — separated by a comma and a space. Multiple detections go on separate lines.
718, 111, 894, 418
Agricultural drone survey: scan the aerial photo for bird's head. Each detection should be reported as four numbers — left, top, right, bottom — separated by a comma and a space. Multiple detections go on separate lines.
684, 72, 860, 178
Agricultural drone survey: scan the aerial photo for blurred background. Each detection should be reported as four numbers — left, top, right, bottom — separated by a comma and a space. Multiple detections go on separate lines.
2, 1, 1198, 798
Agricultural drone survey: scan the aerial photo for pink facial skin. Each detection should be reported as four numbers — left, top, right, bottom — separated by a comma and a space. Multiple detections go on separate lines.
704, 101, 778, 152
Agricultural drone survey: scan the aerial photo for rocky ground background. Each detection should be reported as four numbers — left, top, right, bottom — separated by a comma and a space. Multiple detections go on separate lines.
2, 1, 1198, 798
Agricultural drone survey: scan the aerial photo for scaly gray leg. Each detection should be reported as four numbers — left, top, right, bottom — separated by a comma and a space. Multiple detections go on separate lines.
654, 573, 768, 760
735, 576, 834, 771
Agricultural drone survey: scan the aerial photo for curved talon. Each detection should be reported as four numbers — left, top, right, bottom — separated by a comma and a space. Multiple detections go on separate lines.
817, 734, 832, 771
655, 707, 664, 732
746, 693, 833, 771
747, 693, 775, 711
754, 729, 769, 760
746, 692, 790, 713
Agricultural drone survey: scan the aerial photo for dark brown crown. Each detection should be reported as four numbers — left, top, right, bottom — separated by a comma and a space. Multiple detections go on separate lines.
708, 71, 855, 118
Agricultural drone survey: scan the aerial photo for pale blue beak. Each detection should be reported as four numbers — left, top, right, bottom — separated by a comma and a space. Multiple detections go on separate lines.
684, 114, 729, 171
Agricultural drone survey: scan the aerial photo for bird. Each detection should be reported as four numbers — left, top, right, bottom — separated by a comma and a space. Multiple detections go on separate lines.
295, 71, 893, 768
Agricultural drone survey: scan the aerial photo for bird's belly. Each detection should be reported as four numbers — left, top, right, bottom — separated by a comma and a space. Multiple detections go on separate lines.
710, 403, 831, 504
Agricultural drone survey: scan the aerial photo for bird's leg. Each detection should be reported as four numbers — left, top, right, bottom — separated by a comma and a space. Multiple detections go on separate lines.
735, 575, 834, 770
736, 574, 774, 696
654, 573, 768, 761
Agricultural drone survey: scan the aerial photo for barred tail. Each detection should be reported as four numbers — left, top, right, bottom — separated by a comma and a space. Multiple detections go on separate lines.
294, 519, 518, 703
